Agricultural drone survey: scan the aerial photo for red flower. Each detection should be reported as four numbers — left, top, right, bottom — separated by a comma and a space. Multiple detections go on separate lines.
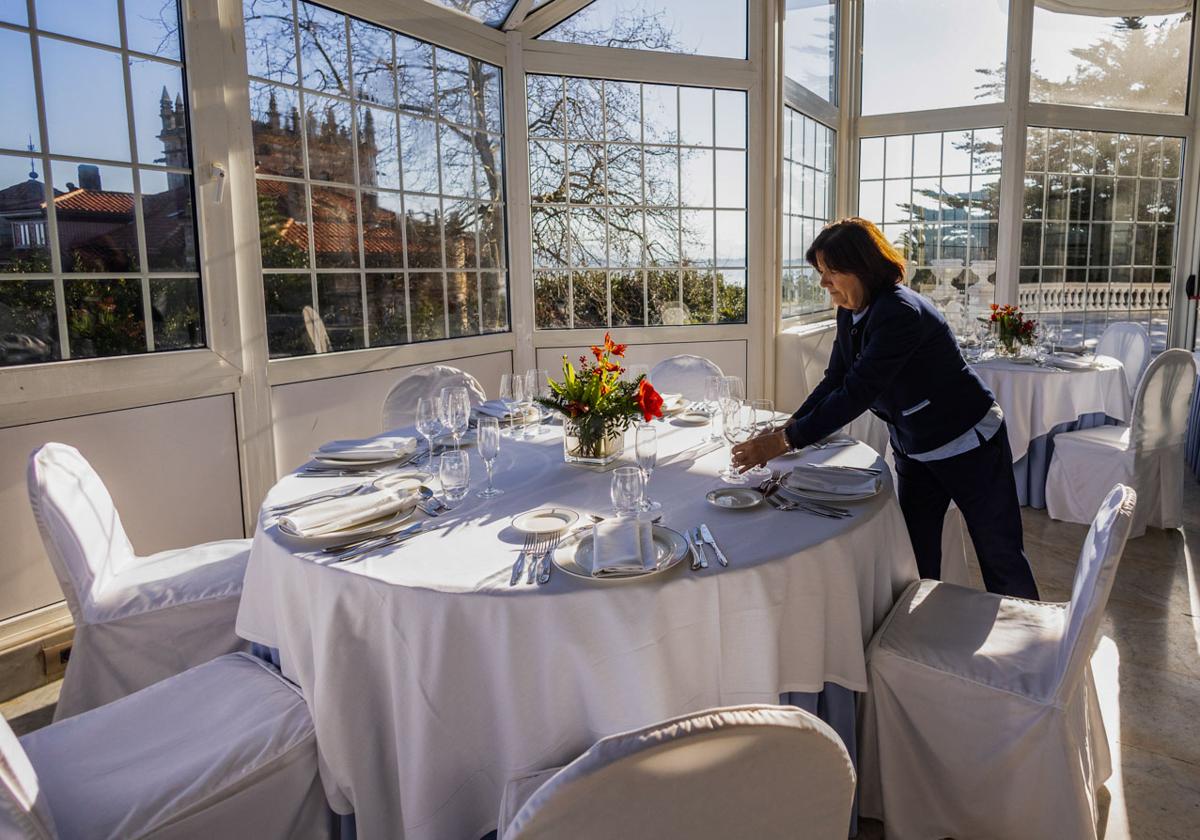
636, 379, 664, 421
591, 345, 605, 362
602, 332, 628, 358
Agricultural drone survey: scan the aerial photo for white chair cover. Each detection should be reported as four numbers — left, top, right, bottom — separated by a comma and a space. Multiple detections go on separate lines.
1095, 321, 1150, 395
12, 652, 330, 840
646, 355, 723, 401
380, 364, 487, 431
26, 443, 248, 720
1046, 349, 1196, 536
0, 714, 57, 839
660, 304, 690, 325
499, 704, 855, 840
860, 485, 1137, 840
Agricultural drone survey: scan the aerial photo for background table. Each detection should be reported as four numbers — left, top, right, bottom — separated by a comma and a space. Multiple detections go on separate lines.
237, 423, 918, 840
972, 357, 1130, 507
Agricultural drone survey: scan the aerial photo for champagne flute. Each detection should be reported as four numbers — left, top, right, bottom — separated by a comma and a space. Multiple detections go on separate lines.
634, 423, 661, 512
704, 374, 723, 442
416, 396, 440, 474
446, 387, 470, 450
720, 401, 753, 485
527, 368, 550, 434
476, 417, 502, 498
499, 373, 516, 436
745, 399, 775, 479
438, 450, 470, 509
611, 466, 644, 518
438, 386, 453, 434
519, 369, 537, 438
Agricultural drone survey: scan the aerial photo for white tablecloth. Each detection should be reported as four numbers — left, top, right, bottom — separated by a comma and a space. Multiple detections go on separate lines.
972, 357, 1130, 461
236, 423, 918, 840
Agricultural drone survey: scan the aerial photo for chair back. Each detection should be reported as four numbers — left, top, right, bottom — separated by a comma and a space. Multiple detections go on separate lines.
380, 364, 486, 431
647, 355, 723, 400
503, 705, 855, 840
1055, 485, 1136, 703
1129, 349, 1197, 450
660, 304, 690, 326
0, 712, 58, 839
1095, 321, 1150, 394
26, 444, 136, 620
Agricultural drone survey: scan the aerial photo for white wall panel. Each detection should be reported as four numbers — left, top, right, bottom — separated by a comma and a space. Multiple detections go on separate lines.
534, 340, 748, 390
270, 351, 513, 476
0, 395, 243, 621
774, 323, 836, 412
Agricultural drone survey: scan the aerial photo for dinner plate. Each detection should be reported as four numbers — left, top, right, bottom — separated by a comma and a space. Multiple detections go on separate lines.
659, 396, 687, 416
778, 482, 879, 504
277, 500, 417, 540
553, 525, 689, 581
312, 450, 418, 467
512, 507, 580, 534
706, 487, 764, 509
674, 410, 712, 426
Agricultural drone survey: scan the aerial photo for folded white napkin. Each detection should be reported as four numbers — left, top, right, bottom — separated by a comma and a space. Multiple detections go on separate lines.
1043, 355, 1096, 370
316, 436, 417, 462
475, 400, 529, 420
785, 466, 880, 496
659, 393, 686, 413
589, 516, 657, 576
279, 480, 420, 537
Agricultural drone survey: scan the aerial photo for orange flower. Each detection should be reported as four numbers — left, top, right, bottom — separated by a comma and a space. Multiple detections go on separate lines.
636, 379, 664, 422
602, 332, 628, 357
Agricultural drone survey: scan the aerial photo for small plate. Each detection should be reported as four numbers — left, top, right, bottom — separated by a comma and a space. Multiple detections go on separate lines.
312, 449, 417, 467
512, 507, 580, 534
553, 525, 689, 581
675, 410, 712, 426
778, 483, 879, 504
706, 487, 764, 509
660, 396, 687, 416
277, 500, 417, 540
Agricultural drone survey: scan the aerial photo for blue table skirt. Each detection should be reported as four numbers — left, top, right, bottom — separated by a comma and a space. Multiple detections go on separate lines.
1013, 412, 1120, 509
252, 646, 860, 838
1187, 384, 1200, 481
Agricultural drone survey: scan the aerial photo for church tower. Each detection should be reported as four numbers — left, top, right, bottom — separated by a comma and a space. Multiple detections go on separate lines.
157, 85, 189, 190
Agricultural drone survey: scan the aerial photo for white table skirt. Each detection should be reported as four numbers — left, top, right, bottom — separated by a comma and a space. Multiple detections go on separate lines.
972, 357, 1130, 461
236, 423, 918, 840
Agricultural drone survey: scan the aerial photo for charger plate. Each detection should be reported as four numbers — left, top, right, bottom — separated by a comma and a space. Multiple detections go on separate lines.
552, 525, 688, 581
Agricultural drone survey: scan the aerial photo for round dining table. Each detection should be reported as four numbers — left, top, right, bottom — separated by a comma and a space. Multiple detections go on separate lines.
236, 420, 918, 840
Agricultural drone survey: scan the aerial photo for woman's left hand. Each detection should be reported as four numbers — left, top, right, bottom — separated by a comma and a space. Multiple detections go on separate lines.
731, 430, 789, 473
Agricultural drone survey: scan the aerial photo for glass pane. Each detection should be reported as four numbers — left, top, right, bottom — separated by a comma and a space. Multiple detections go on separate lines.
643, 84, 678, 144
715, 210, 745, 266
396, 36, 435, 116
477, 133, 503, 202
125, 0, 182, 59
439, 123, 475, 198
572, 270, 606, 328
358, 105, 400, 190
257, 178, 310, 269
528, 141, 563, 203
679, 148, 713, 207
539, 0, 747, 60
361, 190, 403, 269
0, 28, 40, 153
481, 270, 506, 332
40, 39, 129, 161
305, 94, 354, 183
426, 1, 516, 28
1, 0, 26, 25
644, 146, 678, 205
680, 209, 713, 266
399, 115, 439, 193
310, 185, 358, 268
0, 278, 59, 364
784, 0, 836, 102
408, 272, 445, 340
647, 270, 681, 325
443, 199, 478, 270
149, 276, 203, 350
36, 0, 120, 46
351, 19, 394, 106
679, 87, 713, 146
569, 206, 606, 267
140, 168, 196, 271
682, 270, 713, 323
316, 273, 363, 350
130, 58, 190, 168
861, 0, 1008, 115
446, 270, 478, 337
263, 273, 315, 357
610, 270, 644, 326
531, 204, 567, 269
250, 82, 304, 177
608, 207, 643, 267
1031, 8, 1190, 114
366, 272, 407, 346
527, 75, 564, 138
243, 0, 298, 84
568, 143, 604, 204
404, 193, 442, 268
64, 277, 145, 357
0, 153, 50, 273
714, 90, 746, 149
297, 1, 348, 95
534, 270, 569, 329
52, 161, 138, 272
565, 77, 603, 141
605, 81, 640, 143
645, 209, 680, 265
435, 49, 473, 127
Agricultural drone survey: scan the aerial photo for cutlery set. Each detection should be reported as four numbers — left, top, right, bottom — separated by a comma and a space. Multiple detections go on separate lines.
509, 532, 556, 586
758, 473, 853, 519
687, 523, 728, 570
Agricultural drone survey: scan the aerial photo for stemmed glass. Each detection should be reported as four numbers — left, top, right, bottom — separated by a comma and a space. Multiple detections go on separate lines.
745, 399, 775, 480
720, 401, 753, 485
704, 375, 723, 442
634, 423, 661, 512
611, 466, 644, 517
519, 369, 538, 438
499, 372, 526, 436
415, 396, 441, 475
526, 368, 550, 435
445, 387, 471, 450
438, 450, 470, 509
476, 417, 502, 498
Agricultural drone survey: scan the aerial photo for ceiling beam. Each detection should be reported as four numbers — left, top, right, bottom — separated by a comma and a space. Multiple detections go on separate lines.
516, 0, 594, 37
502, 0, 536, 30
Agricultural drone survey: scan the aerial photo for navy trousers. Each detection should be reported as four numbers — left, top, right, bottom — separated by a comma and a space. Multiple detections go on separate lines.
893, 421, 1040, 600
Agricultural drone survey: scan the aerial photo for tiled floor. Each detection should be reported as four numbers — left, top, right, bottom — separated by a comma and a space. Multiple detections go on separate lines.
4, 482, 1198, 839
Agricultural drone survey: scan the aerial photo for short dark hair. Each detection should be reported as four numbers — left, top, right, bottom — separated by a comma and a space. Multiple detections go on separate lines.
805, 217, 907, 305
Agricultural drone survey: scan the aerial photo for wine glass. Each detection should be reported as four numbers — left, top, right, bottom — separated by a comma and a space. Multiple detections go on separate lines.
634, 423, 661, 512
704, 375, 723, 442
415, 397, 441, 474
720, 401, 753, 485
438, 450, 470, 509
476, 417, 502, 498
745, 399, 775, 479
611, 466, 644, 517
519, 369, 538, 438
446, 387, 471, 450
499, 373, 516, 436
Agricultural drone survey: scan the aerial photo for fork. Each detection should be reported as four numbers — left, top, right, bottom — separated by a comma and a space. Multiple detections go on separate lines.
526, 533, 545, 584
510, 533, 533, 586
537, 534, 557, 585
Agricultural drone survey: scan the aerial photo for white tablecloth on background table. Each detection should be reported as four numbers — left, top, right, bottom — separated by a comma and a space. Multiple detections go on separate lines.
972, 357, 1130, 461
236, 423, 918, 840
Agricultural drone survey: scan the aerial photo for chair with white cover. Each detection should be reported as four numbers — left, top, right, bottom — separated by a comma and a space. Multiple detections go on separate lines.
2, 652, 331, 840
497, 704, 855, 840
647, 355, 723, 401
1046, 349, 1196, 537
27, 443, 248, 721
1095, 320, 1150, 395
380, 363, 487, 431
860, 484, 1137, 840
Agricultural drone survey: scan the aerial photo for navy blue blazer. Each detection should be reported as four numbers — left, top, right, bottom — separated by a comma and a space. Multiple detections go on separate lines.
784, 284, 995, 456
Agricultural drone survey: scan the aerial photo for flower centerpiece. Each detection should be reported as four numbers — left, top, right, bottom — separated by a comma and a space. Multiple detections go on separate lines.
989, 303, 1037, 357
537, 333, 664, 466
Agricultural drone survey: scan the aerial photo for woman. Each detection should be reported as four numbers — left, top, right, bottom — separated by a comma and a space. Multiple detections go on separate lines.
733, 218, 1039, 599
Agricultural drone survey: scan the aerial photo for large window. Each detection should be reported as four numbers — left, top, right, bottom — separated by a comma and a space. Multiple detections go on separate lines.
782, 107, 834, 319
536, 0, 748, 61
784, 0, 836, 103
858, 129, 1003, 337
0, 0, 202, 367
527, 75, 747, 329
1020, 128, 1181, 352
244, 0, 508, 357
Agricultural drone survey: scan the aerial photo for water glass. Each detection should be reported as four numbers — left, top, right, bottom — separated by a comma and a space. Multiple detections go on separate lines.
634, 423, 661, 512
611, 466, 644, 517
446, 387, 471, 449
745, 399, 775, 479
415, 396, 441, 473
720, 401, 753, 485
476, 417, 502, 498
704, 374, 723, 442
439, 450, 470, 508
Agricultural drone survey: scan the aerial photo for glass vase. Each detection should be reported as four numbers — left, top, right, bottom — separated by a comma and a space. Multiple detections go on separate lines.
562, 419, 625, 466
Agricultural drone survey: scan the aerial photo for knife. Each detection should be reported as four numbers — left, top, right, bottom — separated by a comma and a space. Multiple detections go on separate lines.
684, 530, 702, 570
699, 523, 729, 567
691, 527, 708, 569
323, 521, 428, 555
